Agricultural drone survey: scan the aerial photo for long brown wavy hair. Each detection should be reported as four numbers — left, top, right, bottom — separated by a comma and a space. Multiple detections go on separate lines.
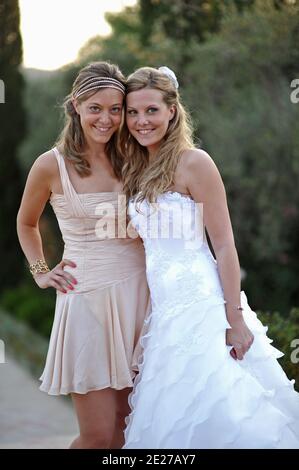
56, 61, 126, 178
120, 67, 195, 203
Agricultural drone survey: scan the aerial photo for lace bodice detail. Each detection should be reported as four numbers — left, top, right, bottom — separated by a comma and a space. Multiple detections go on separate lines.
128, 192, 224, 309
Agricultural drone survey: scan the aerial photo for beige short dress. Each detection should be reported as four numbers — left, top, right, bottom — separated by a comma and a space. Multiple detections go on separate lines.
39, 147, 151, 395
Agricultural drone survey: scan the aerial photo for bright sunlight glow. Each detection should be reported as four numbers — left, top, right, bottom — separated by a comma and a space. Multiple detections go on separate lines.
19, 0, 136, 70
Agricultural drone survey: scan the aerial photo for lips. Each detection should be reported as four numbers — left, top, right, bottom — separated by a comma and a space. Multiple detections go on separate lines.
93, 126, 112, 133
137, 129, 155, 135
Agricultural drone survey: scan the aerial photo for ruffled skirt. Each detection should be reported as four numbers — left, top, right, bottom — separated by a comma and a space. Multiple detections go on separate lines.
123, 291, 299, 448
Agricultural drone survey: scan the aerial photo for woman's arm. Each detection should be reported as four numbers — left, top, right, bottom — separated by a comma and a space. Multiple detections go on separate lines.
17, 151, 77, 293
185, 149, 254, 360
17, 152, 52, 264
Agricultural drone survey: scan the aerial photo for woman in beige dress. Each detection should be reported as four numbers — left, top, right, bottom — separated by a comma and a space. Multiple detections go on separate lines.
16, 62, 150, 449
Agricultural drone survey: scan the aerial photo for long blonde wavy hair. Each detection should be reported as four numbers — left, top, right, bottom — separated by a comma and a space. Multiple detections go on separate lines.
56, 61, 126, 179
121, 67, 195, 203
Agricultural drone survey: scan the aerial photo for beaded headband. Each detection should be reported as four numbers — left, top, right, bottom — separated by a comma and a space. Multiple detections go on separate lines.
73, 76, 126, 99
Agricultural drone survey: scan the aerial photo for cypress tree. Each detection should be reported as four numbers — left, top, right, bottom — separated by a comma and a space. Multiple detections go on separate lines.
0, 0, 26, 291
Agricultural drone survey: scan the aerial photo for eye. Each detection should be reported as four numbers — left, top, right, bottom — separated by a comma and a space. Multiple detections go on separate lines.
147, 107, 158, 113
89, 105, 99, 112
127, 109, 137, 115
111, 106, 121, 113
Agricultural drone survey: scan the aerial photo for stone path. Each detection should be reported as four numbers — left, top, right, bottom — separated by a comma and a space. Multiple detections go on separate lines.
0, 355, 78, 449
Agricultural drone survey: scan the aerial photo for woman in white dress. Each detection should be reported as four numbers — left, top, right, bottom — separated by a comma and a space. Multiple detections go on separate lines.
120, 66, 299, 449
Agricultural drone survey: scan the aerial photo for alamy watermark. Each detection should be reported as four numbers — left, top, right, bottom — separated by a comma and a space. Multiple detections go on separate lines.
0, 79, 5, 104
94, 195, 204, 245
291, 339, 299, 364
0, 339, 5, 363
290, 78, 299, 104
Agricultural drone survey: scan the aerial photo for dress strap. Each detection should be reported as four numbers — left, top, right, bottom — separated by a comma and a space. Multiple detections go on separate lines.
52, 147, 88, 217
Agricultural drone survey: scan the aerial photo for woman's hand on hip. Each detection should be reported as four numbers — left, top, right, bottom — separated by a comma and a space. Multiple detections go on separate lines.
33, 259, 77, 293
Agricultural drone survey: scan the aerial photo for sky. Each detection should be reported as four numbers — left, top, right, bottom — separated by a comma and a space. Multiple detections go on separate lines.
19, 0, 136, 70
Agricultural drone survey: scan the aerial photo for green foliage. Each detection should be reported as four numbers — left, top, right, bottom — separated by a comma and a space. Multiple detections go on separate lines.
0, 210, 64, 340
0, 0, 26, 292
139, 0, 255, 46
258, 308, 299, 391
181, 1, 299, 311
76, 6, 169, 76
0, 308, 49, 377
18, 69, 68, 171
0, 276, 56, 339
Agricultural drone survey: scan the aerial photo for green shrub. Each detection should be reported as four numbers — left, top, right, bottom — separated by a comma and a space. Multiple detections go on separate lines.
257, 307, 299, 391
0, 309, 49, 377
0, 281, 56, 338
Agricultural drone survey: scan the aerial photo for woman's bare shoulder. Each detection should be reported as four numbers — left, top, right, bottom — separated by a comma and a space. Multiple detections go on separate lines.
33, 149, 57, 171
181, 148, 218, 179
30, 149, 59, 180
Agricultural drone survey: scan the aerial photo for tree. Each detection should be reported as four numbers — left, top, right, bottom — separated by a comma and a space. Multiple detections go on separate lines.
0, 0, 26, 290
139, 0, 255, 47
182, 0, 299, 312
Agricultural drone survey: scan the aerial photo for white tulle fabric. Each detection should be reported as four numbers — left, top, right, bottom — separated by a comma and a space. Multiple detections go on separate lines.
124, 191, 299, 449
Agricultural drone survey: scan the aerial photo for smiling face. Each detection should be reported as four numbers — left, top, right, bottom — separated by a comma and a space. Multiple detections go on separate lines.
73, 88, 124, 149
126, 88, 176, 157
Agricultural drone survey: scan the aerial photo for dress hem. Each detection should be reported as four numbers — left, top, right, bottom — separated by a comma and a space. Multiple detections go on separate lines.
39, 379, 135, 396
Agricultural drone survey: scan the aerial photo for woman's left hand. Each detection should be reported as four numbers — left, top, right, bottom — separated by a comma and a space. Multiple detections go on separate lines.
226, 319, 254, 360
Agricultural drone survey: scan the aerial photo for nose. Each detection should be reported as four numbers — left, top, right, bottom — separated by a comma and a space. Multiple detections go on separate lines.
137, 114, 149, 126
98, 111, 111, 125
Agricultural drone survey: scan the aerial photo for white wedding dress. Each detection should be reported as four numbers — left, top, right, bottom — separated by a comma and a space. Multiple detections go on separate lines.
123, 191, 299, 449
